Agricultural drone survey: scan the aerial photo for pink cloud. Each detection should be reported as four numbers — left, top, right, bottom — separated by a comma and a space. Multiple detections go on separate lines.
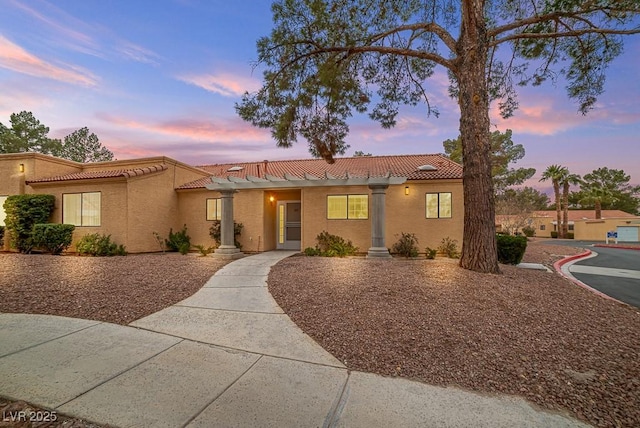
0, 35, 97, 86
95, 113, 270, 143
177, 73, 262, 97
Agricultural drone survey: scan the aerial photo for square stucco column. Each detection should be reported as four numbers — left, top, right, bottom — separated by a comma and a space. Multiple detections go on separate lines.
367, 183, 391, 258
214, 189, 243, 259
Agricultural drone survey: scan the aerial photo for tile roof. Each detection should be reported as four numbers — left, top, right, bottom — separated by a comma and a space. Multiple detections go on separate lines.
178, 154, 461, 189
533, 210, 639, 221
26, 164, 168, 184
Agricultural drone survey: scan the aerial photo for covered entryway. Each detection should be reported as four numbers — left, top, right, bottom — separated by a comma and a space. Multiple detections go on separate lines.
276, 201, 301, 250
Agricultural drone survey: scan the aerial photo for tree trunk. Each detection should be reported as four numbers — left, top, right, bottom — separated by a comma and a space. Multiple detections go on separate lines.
562, 182, 569, 238
595, 200, 602, 219
457, 0, 499, 274
554, 182, 562, 238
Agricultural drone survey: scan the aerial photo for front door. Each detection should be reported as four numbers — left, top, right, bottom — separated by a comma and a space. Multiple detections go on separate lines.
276, 201, 301, 250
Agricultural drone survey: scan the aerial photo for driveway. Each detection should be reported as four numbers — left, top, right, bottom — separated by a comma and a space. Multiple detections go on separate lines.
547, 240, 640, 308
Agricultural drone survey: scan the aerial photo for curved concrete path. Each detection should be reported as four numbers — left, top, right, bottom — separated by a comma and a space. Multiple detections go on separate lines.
0, 251, 588, 427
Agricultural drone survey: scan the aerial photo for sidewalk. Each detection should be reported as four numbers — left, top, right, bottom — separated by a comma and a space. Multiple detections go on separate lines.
1, 251, 588, 427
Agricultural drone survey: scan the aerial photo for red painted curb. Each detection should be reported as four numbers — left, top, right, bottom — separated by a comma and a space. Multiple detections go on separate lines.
593, 244, 640, 251
552, 249, 591, 272
553, 250, 626, 305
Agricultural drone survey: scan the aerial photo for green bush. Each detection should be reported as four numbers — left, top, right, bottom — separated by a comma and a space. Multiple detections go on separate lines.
31, 224, 75, 254
209, 220, 244, 249
165, 224, 191, 254
3, 194, 55, 252
392, 232, 419, 258
76, 233, 126, 256
550, 231, 558, 238
0, 225, 4, 248
314, 231, 358, 257
521, 226, 535, 237
193, 244, 216, 257
496, 234, 527, 265
303, 247, 320, 256
425, 247, 437, 259
438, 237, 459, 258
567, 232, 574, 239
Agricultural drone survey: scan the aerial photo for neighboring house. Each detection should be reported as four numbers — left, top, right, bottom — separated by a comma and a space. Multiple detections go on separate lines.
496, 209, 640, 241
0, 152, 464, 257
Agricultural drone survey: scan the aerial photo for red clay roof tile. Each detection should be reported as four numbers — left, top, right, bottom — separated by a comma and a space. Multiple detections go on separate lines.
178, 154, 461, 189
26, 164, 168, 184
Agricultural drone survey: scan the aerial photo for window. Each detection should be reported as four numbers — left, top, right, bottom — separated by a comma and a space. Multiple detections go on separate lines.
568, 224, 574, 231
426, 192, 452, 219
327, 195, 368, 219
540, 224, 546, 231
0, 195, 7, 226
63, 192, 101, 226
206, 198, 222, 220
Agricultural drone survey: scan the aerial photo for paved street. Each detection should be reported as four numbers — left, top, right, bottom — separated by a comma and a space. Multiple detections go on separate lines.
548, 240, 640, 308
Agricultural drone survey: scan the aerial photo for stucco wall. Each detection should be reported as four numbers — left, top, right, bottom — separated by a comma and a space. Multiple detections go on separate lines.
27, 179, 129, 251
574, 218, 640, 241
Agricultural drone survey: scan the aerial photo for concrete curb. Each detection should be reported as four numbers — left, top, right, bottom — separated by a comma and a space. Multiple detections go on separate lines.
553, 250, 626, 305
593, 244, 640, 251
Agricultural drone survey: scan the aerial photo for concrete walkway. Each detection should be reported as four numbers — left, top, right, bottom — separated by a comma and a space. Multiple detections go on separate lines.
0, 251, 588, 427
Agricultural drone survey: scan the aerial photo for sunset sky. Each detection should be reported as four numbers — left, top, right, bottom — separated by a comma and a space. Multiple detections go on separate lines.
1, 0, 638, 191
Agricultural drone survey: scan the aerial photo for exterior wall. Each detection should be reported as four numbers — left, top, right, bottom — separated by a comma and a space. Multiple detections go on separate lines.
574, 218, 640, 241
386, 180, 464, 252
531, 216, 554, 237
303, 185, 372, 252
27, 179, 129, 251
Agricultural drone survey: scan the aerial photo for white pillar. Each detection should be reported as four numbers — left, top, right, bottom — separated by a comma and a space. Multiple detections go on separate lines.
367, 184, 391, 258
214, 189, 243, 259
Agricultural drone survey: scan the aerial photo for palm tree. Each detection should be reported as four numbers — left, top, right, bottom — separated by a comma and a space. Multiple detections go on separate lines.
540, 165, 568, 238
579, 186, 618, 220
561, 172, 581, 238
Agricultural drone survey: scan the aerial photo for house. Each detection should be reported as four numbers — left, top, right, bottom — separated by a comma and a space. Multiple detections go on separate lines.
0, 152, 464, 257
496, 209, 640, 241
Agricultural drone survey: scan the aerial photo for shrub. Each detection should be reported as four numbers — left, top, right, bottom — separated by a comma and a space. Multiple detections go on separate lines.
550, 231, 558, 238
209, 220, 244, 249
0, 225, 4, 247
165, 225, 191, 254
31, 224, 75, 254
77, 233, 126, 256
521, 226, 535, 238
438, 237, 460, 258
425, 247, 437, 259
152, 231, 166, 253
392, 232, 419, 258
567, 232, 575, 239
496, 234, 527, 265
3, 194, 55, 252
303, 247, 320, 256
315, 231, 358, 257
193, 244, 216, 257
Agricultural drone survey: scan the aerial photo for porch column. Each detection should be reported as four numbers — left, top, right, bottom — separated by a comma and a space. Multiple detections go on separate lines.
367, 183, 391, 258
214, 189, 243, 259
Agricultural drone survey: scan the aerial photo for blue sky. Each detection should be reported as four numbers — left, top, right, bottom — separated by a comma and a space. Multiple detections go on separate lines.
1, 0, 639, 191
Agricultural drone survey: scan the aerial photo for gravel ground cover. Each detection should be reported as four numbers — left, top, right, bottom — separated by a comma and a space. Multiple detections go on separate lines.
268, 241, 640, 428
0, 252, 228, 325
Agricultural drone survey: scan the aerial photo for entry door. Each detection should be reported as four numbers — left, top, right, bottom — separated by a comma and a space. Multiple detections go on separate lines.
277, 201, 301, 250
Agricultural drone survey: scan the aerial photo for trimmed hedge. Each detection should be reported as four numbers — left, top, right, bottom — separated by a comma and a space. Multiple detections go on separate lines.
496, 234, 527, 265
0, 225, 4, 247
3, 194, 55, 253
31, 224, 75, 254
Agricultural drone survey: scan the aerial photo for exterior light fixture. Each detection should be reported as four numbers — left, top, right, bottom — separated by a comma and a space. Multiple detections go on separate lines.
405, 186, 409, 195
19, 163, 25, 173
269, 195, 275, 204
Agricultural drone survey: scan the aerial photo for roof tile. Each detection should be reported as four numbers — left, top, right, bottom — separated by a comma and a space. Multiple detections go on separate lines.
26, 164, 168, 184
